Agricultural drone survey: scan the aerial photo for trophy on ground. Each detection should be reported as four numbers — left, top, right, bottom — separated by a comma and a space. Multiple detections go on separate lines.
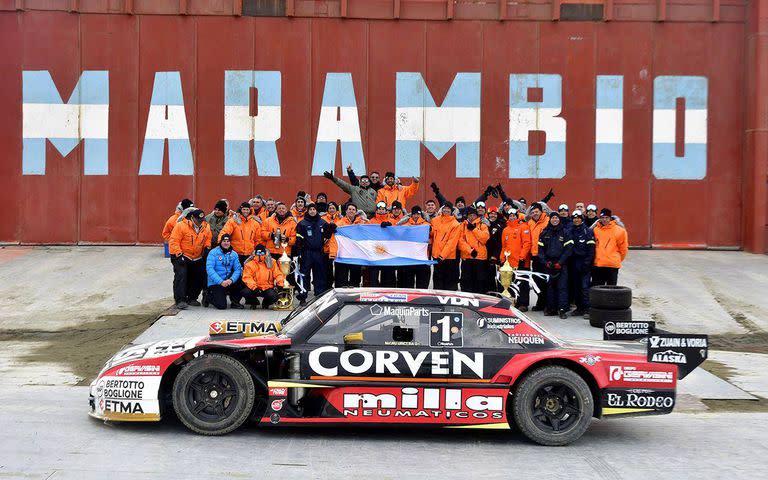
273, 242, 295, 310
499, 251, 515, 298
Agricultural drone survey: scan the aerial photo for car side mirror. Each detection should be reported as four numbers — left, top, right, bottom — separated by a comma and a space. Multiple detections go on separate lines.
343, 332, 364, 344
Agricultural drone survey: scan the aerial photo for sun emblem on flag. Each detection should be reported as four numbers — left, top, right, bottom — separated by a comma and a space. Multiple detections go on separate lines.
374, 243, 388, 255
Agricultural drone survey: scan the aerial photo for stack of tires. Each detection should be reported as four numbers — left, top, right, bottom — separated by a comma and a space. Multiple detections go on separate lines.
589, 286, 632, 328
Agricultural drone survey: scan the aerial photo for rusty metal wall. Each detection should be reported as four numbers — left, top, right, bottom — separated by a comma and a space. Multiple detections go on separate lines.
0, 10, 750, 248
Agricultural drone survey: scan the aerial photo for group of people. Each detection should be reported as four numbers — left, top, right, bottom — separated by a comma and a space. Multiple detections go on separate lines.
162, 167, 629, 319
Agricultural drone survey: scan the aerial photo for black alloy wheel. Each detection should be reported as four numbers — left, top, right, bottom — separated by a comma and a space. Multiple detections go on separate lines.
530, 383, 581, 433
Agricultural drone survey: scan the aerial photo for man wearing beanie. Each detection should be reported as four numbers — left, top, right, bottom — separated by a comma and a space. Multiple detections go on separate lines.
527, 202, 550, 310
205, 199, 229, 248
376, 171, 420, 209
537, 211, 573, 319
169, 208, 212, 309
324, 170, 377, 216
568, 210, 595, 316
458, 207, 490, 293
219, 201, 260, 265
592, 208, 629, 286
204, 233, 242, 309
295, 203, 332, 305
237, 244, 285, 309
162, 198, 194, 250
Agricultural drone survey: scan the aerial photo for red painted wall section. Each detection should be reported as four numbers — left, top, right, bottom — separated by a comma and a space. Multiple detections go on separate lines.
0, 11, 752, 250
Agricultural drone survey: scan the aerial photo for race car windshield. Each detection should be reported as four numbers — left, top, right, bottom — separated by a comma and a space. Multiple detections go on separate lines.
279, 291, 336, 337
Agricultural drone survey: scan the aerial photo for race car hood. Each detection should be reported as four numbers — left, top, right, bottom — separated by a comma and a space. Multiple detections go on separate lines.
556, 338, 646, 356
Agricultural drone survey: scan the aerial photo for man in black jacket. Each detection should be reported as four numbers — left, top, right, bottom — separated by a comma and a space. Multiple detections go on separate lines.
295, 204, 333, 305
485, 207, 506, 292
568, 210, 595, 317
537, 212, 574, 319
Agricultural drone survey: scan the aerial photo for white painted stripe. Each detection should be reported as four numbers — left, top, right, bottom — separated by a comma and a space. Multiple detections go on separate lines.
595, 108, 623, 143
224, 105, 281, 141
395, 107, 480, 142
144, 105, 190, 140
23, 103, 108, 139
652, 109, 707, 144
508, 108, 565, 142
315, 106, 362, 142
336, 237, 428, 261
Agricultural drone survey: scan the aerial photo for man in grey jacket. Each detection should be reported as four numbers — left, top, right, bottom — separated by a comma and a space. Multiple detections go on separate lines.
323, 170, 377, 217
205, 199, 229, 247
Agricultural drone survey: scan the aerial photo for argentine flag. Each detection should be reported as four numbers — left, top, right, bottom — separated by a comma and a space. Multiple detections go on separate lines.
335, 225, 435, 266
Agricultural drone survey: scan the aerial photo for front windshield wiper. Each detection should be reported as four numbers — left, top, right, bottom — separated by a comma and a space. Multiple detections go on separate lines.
281, 304, 305, 326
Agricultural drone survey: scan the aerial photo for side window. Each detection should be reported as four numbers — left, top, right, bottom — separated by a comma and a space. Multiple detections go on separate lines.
440, 307, 523, 349
307, 303, 431, 346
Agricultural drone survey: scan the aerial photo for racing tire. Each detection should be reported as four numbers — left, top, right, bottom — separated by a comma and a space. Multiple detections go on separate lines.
589, 285, 632, 310
173, 353, 255, 435
589, 307, 632, 328
512, 366, 594, 446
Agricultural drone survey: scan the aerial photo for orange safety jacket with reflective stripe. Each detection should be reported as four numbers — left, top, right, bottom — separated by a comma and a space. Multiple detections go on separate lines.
593, 221, 629, 268
458, 219, 490, 260
501, 218, 532, 267
430, 214, 461, 260
169, 219, 212, 260
242, 257, 286, 291
218, 214, 260, 256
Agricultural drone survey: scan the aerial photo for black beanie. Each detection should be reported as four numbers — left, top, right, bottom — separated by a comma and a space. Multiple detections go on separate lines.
214, 200, 228, 212
180, 198, 194, 210
391, 200, 403, 210
455, 196, 466, 204
385, 171, 395, 179
239, 201, 250, 210
411, 206, 422, 216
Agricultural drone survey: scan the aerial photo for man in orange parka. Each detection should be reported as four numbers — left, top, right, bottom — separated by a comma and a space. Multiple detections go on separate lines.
458, 207, 490, 294
219, 202, 260, 265
501, 207, 532, 311
592, 208, 629, 286
261, 202, 298, 257
431, 203, 461, 290
329, 203, 366, 287
527, 203, 550, 311
376, 172, 420, 209
162, 198, 194, 255
399, 205, 432, 289
169, 209, 212, 309
235, 244, 285, 310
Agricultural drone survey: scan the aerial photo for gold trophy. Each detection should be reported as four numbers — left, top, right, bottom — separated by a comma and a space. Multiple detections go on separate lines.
499, 251, 515, 298
274, 242, 295, 310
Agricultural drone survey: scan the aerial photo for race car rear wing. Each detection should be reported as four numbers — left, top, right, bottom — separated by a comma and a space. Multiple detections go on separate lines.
645, 334, 708, 380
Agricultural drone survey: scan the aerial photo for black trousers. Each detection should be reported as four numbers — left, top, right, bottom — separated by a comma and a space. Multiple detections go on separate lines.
207, 284, 238, 310
172, 256, 205, 303
298, 250, 328, 300
398, 265, 431, 289
239, 287, 278, 309
368, 266, 396, 288
532, 257, 549, 308
461, 258, 486, 293
433, 258, 459, 291
513, 273, 531, 307
546, 265, 570, 312
569, 258, 591, 309
334, 262, 362, 288
592, 266, 619, 286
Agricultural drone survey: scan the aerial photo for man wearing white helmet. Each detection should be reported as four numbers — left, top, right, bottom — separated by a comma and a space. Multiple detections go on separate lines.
584, 204, 599, 228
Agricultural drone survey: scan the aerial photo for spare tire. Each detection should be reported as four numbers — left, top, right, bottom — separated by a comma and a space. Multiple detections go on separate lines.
589, 307, 631, 328
589, 285, 632, 310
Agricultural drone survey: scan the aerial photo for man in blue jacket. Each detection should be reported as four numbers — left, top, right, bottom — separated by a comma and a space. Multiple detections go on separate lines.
538, 212, 574, 319
204, 234, 243, 310
568, 210, 596, 318
295, 204, 333, 306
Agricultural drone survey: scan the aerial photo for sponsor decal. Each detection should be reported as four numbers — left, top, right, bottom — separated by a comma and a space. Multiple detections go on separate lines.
359, 293, 408, 303
369, 304, 430, 318
430, 312, 463, 347
115, 364, 161, 377
308, 346, 484, 378
609, 366, 674, 384
507, 334, 545, 345
579, 354, 601, 366
209, 321, 223, 334
101, 379, 145, 400
436, 296, 480, 307
647, 334, 708, 379
476, 316, 521, 329
270, 413, 281, 424
106, 337, 202, 369
603, 321, 655, 341
104, 399, 145, 414
209, 320, 280, 337
603, 389, 675, 410
269, 387, 287, 397
339, 387, 505, 421
271, 399, 284, 411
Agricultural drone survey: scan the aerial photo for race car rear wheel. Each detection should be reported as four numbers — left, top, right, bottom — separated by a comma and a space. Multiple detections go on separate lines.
512, 366, 594, 446
173, 353, 255, 435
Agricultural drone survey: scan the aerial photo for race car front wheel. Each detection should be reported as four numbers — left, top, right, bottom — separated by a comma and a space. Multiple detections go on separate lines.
172, 353, 256, 435
512, 366, 594, 446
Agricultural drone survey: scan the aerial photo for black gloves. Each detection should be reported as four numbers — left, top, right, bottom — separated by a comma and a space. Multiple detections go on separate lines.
381, 221, 392, 228
484, 185, 493, 197
542, 188, 555, 203
471, 249, 478, 258
430, 182, 440, 194
323, 171, 334, 180
518, 260, 525, 269
495, 183, 505, 195
329, 223, 337, 233
490, 186, 499, 198
466, 222, 476, 231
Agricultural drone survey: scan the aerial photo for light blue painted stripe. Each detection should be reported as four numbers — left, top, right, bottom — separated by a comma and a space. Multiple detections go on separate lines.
224, 140, 250, 176
336, 224, 430, 242
422, 141, 455, 160
335, 256, 436, 266
652, 143, 706, 180
653, 76, 708, 109
138, 139, 166, 175
340, 141, 365, 174
150, 72, 185, 106
22, 138, 46, 175
395, 140, 421, 178
48, 137, 80, 157
396, 72, 481, 108
168, 139, 194, 175
596, 75, 623, 109
595, 143, 622, 179
224, 70, 281, 107
508, 141, 566, 179
311, 141, 340, 176
23, 71, 109, 105
509, 74, 562, 109
320, 73, 358, 107
253, 141, 281, 176
83, 139, 108, 175
455, 142, 480, 178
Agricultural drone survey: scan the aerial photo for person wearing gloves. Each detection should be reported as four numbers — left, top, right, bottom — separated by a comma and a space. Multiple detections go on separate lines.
367, 201, 396, 287
330, 203, 366, 287
295, 203, 332, 305
218, 201, 260, 265
500, 207, 532, 310
398, 205, 432, 289
347, 165, 384, 191
261, 202, 298, 257
568, 210, 596, 317
205, 199, 229, 248
431, 203, 461, 290
592, 208, 629, 286
485, 207, 506, 292
458, 207, 490, 294
323, 170, 377, 216
236, 244, 285, 310
431, 182, 489, 220
376, 171, 420, 208
162, 198, 194, 255
527, 203, 550, 310
169, 208, 212, 310
495, 184, 555, 219
537, 212, 574, 318
204, 233, 242, 310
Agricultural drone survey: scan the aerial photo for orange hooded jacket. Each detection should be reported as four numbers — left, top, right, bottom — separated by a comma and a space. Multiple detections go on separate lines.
458, 219, 490, 260
261, 215, 298, 256
528, 214, 550, 257
242, 257, 286, 291
430, 214, 461, 260
501, 218, 532, 267
376, 181, 419, 209
218, 214, 260, 256
162, 212, 181, 242
593, 220, 629, 268
169, 219, 212, 260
